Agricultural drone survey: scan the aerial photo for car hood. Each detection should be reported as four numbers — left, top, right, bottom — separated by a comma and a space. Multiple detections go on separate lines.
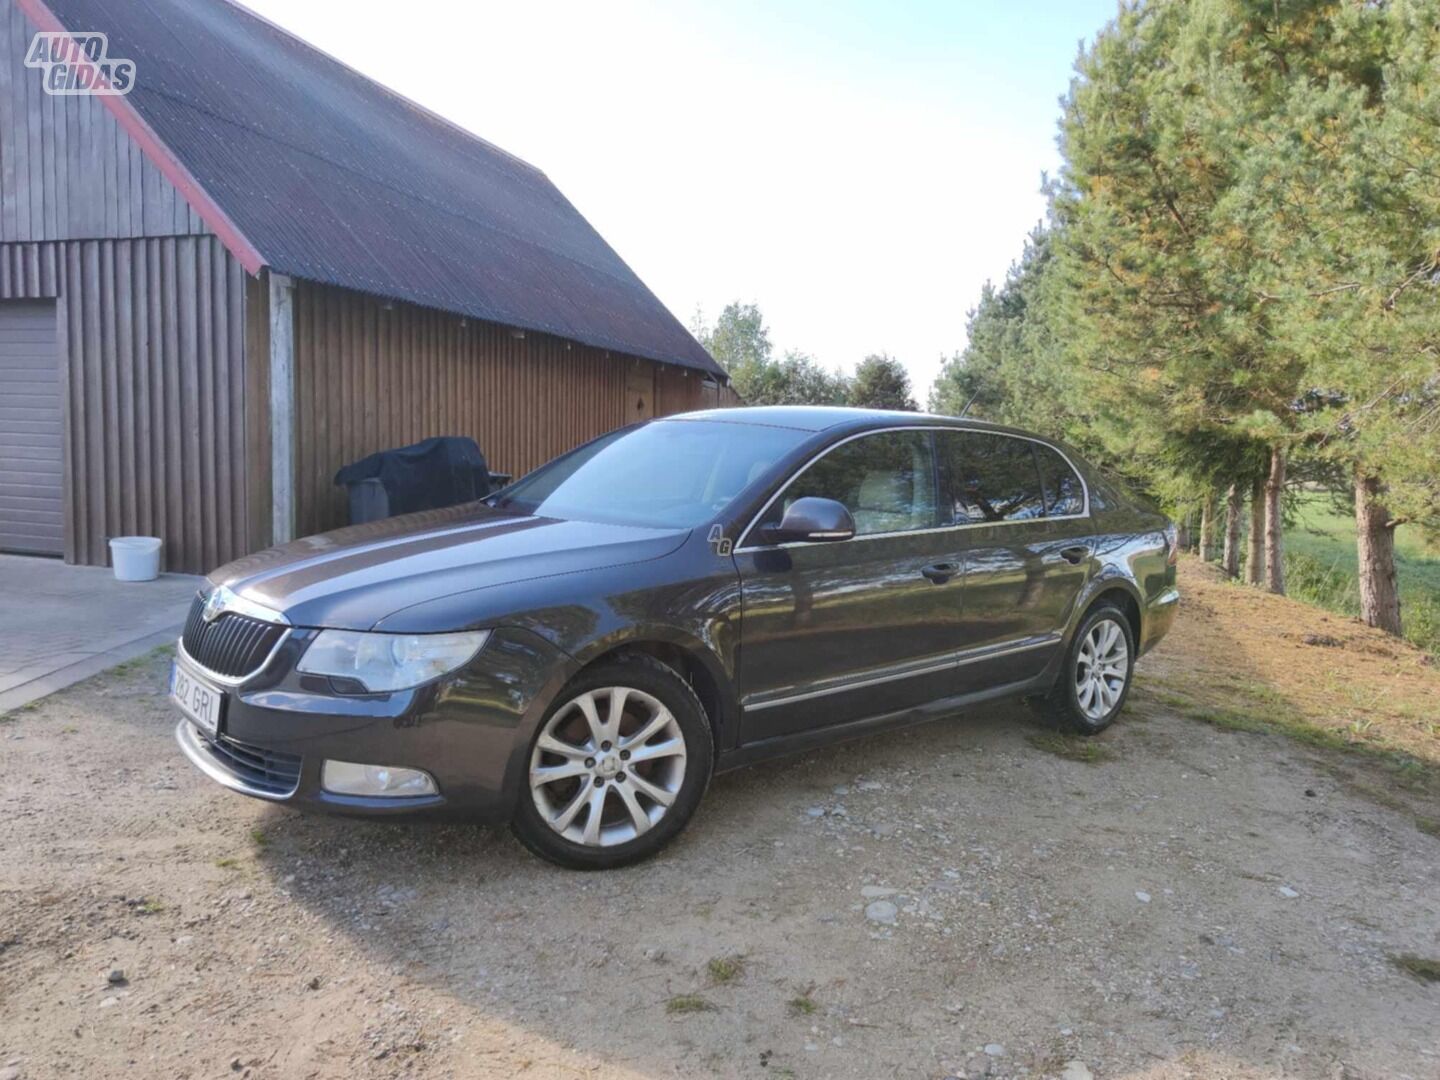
208, 503, 689, 630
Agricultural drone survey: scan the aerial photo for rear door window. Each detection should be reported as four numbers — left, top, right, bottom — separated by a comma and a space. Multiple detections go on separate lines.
937, 431, 1046, 524
1034, 444, 1085, 516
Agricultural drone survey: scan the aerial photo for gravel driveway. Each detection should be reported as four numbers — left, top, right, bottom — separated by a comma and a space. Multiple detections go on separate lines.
1, 650, 1437, 1080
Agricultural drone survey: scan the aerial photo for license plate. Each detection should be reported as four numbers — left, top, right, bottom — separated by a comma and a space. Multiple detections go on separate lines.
170, 659, 224, 737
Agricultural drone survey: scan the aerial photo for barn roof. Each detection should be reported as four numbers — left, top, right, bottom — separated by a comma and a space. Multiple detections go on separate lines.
22, 0, 723, 376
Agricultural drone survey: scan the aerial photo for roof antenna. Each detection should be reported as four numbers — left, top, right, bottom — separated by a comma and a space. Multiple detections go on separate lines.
958, 391, 980, 418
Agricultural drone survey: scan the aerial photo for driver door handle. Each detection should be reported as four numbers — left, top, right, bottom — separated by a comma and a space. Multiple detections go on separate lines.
1060, 545, 1091, 565
920, 562, 960, 584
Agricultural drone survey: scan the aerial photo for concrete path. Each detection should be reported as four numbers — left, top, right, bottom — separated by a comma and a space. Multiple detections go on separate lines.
0, 554, 202, 714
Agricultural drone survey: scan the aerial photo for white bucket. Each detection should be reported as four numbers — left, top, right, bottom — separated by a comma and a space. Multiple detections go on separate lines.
109, 536, 162, 582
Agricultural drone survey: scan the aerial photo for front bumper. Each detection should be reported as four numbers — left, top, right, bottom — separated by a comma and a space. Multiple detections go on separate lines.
172, 626, 576, 821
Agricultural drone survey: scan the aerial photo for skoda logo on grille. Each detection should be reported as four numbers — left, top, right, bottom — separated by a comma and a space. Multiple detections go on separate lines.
201, 587, 234, 623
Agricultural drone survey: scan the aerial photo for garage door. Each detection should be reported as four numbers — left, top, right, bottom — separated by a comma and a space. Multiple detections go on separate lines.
0, 300, 63, 556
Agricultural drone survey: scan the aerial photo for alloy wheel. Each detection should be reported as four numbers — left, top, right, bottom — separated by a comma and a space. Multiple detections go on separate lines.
1075, 617, 1129, 721
528, 686, 688, 847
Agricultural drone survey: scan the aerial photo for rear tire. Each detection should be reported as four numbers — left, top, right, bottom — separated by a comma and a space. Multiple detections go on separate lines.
510, 654, 713, 870
1036, 602, 1135, 735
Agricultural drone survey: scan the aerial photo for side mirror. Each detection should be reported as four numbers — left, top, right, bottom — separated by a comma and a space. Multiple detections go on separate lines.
763, 497, 855, 544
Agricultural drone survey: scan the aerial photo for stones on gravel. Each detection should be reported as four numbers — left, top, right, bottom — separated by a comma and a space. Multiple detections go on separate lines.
860, 885, 898, 899
98, 996, 119, 1008
1061, 1061, 1094, 1080
864, 900, 898, 924
983, 1043, 1006, 1057
1278, 885, 1300, 898
105, 968, 126, 984
1135, 891, 1152, 903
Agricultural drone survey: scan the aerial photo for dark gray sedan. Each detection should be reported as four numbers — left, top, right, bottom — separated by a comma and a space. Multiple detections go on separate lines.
171, 407, 1179, 868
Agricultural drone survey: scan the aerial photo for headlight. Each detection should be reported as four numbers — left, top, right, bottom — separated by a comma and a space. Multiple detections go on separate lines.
297, 629, 490, 692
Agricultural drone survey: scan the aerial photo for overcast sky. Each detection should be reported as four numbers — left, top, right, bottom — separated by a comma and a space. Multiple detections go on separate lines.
244, 0, 1118, 400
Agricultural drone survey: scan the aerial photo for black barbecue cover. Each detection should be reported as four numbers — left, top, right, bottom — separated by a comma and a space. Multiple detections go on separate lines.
334, 437, 490, 515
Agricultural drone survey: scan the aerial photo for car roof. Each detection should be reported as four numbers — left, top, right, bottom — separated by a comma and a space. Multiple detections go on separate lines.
663, 405, 1040, 439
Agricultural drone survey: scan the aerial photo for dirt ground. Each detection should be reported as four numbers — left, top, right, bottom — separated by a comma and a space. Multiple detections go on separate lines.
2, 562, 1439, 1080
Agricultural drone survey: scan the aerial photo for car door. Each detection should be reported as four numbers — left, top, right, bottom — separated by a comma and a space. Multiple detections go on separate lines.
933, 430, 1092, 692
733, 429, 966, 742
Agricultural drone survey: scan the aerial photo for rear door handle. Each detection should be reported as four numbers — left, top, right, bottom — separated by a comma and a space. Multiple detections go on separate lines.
1059, 545, 1091, 565
921, 562, 959, 584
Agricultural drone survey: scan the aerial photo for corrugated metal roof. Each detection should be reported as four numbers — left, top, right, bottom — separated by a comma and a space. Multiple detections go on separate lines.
37, 0, 723, 376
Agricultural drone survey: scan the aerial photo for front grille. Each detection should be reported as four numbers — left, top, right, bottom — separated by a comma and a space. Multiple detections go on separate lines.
182, 594, 287, 680
196, 730, 302, 796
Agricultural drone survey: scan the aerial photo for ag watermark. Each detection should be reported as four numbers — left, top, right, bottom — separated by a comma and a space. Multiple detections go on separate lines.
25, 32, 135, 95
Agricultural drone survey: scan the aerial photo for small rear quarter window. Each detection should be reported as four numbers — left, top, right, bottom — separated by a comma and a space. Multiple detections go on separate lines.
1035, 444, 1084, 516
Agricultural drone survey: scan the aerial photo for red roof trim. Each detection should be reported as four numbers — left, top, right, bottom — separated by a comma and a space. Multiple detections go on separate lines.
14, 0, 268, 276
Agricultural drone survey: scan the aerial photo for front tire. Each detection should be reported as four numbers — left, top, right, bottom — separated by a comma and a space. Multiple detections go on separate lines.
1038, 602, 1135, 734
511, 654, 713, 870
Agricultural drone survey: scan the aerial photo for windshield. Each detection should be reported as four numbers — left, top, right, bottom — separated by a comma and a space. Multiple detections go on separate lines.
489, 419, 810, 528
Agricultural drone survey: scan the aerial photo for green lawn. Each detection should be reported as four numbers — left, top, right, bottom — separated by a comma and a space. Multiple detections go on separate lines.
1258, 490, 1440, 658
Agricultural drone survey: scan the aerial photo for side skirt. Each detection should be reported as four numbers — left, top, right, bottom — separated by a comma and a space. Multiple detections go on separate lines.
715, 670, 1055, 774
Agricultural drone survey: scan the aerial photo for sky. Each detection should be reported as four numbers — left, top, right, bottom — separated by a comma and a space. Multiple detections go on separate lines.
244, 0, 1119, 400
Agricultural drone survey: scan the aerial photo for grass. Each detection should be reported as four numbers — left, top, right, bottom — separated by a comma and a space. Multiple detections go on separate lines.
110, 644, 176, 676
706, 955, 744, 984
249, 827, 269, 848
1390, 954, 1440, 983
214, 856, 240, 870
1025, 731, 1113, 763
787, 993, 818, 1016
1264, 490, 1440, 659
665, 994, 714, 1015
1164, 684, 1439, 800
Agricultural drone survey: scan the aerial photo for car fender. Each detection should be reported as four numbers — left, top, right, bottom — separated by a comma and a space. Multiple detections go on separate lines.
1066, 568, 1145, 645
564, 622, 742, 751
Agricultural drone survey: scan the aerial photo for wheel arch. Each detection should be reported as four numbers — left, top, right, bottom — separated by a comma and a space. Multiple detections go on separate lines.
566, 629, 739, 753
1071, 574, 1144, 649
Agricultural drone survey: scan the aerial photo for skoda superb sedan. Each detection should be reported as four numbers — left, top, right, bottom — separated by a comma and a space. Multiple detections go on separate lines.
171, 407, 1179, 869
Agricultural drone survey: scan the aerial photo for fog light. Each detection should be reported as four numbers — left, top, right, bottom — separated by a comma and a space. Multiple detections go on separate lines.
322, 759, 438, 797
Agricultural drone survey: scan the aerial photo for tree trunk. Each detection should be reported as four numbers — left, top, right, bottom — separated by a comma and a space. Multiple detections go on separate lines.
1176, 520, 1191, 554
1354, 472, 1402, 636
1198, 494, 1216, 563
1246, 476, 1265, 586
1264, 447, 1286, 595
1221, 484, 1242, 579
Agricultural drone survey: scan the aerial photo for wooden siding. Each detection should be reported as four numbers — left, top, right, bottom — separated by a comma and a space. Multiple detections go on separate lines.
291, 282, 719, 538
0, 0, 208, 242
0, 236, 248, 572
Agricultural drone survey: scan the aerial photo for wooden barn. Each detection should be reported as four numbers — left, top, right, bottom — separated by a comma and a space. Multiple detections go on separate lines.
0, 0, 730, 572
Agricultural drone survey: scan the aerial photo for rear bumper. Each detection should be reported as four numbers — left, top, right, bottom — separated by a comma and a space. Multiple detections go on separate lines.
1140, 587, 1180, 655
172, 626, 576, 822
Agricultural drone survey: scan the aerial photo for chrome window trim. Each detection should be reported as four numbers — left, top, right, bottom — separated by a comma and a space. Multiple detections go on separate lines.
742, 634, 1060, 712
176, 628, 293, 688
734, 425, 1090, 553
